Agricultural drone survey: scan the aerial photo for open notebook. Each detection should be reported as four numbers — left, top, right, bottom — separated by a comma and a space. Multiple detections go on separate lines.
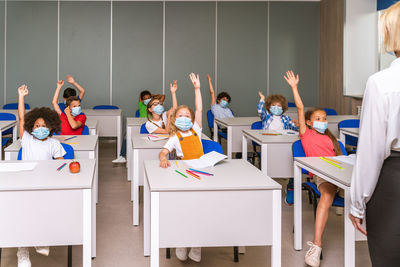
183, 151, 227, 169
0, 162, 38, 172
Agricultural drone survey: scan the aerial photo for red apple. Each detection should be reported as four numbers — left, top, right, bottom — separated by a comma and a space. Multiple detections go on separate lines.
69, 161, 80, 173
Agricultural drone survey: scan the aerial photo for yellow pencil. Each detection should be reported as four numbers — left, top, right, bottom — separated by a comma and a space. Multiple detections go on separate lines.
175, 160, 179, 168
321, 157, 341, 164
319, 157, 344, 169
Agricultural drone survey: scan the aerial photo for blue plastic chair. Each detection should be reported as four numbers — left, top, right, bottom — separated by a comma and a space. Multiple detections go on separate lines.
93, 105, 119, 110
338, 119, 360, 147
206, 110, 228, 141
135, 109, 140, 118
323, 108, 338, 116
0, 112, 17, 145
201, 139, 223, 154
58, 102, 66, 112
18, 143, 74, 160
140, 123, 149, 134
292, 140, 346, 219
82, 125, 89, 135
3, 103, 30, 110
288, 102, 296, 107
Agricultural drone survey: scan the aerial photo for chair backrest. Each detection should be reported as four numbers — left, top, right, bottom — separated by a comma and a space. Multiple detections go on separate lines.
3, 103, 30, 110
207, 110, 214, 130
201, 139, 223, 154
93, 105, 119, 110
18, 143, 74, 160
338, 119, 360, 129
0, 112, 16, 121
135, 109, 140, 118
82, 125, 89, 135
288, 102, 296, 107
140, 123, 149, 134
251, 121, 263, 130
323, 108, 338, 116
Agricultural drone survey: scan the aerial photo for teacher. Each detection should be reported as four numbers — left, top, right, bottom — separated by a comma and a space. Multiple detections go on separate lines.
349, 2, 400, 266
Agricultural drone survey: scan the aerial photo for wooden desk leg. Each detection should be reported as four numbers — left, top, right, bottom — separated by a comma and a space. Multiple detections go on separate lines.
272, 189, 282, 267
344, 188, 355, 267
150, 192, 160, 267
294, 163, 302, 250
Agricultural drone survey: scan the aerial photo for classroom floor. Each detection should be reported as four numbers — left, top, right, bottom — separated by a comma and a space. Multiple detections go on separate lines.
1, 140, 372, 267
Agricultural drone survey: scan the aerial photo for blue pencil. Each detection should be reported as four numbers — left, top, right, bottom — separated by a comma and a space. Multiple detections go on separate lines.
188, 168, 214, 176
64, 136, 77, 141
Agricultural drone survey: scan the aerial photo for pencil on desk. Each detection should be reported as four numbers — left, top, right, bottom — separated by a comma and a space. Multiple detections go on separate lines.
64, 136, 77, 141
176, 160, 179, 168
261, 133, 281, 136
319, 157, 344, 170
175, 170, 187, 178
57, 163, 67, 171
186, 170, 201, 180
321, 157, 341, 164
188, 168, 213, 176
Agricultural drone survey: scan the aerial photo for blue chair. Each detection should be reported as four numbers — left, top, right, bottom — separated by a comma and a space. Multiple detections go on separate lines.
58, 102, 66, 111
338, 119, 360, 148
250, 121, 263, 163
201, 139, 223, 154
135, 109, 140, 118
292, 140, 346, 220
140, 123, 149, 134
93, 105, 119, 110
82, 125, 89, 135
207, 110, 228, 141
18, 143, 75, 160
3, 103, 30, 110
288, 102, 296, 107
323, 108, 338, 116
0, 112, 16, 146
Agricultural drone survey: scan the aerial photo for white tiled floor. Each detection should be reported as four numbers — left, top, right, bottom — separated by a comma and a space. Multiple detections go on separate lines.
0, 140, 372, 267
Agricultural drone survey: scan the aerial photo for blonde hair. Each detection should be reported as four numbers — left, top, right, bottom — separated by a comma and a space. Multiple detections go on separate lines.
381, 2, 400, 53
168, 105, 195, 136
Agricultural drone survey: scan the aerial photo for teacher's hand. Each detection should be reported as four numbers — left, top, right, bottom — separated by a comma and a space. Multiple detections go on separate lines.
349, 214, 367, 236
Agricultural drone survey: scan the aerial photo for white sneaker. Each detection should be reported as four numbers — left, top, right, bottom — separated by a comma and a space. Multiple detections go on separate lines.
17, 248, 31, 267
175, 247, 188, 261
305, 242, 322, 267
112, 156, 126, 164
335, 207, 344, 216
35, 246, 50, 256
188, 247, 202, 262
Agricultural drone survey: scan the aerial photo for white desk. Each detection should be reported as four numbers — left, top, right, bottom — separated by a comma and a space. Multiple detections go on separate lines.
0, 159, 96, 265
293, 157, 366, 267
126, 117, 148, 180
82, 109, 122, 156
242, 130, 299, 178
86, 119, 98, 135
213, 117, 259, 159
0, 120, 17, 160
130, 133, 211, 226
4, 135, 99, 203
340, 128, 359, 145
327, 115, 359, 137
143, 159, 282, 267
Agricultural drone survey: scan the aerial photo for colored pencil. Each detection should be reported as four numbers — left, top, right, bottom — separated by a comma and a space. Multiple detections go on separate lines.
186, 170, 201, 180
57, 163, 67, 171
188, 168, 213, 176
64, 136, 77, 141
261, 133, 281, 136
148, 134, 158, 138
175, 170, 187, 178
319, 157, 344, 169
175, 160, 179, 168
321, 157, 341, 164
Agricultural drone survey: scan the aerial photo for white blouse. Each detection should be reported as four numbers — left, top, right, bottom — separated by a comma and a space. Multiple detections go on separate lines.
350, 57, 400, 219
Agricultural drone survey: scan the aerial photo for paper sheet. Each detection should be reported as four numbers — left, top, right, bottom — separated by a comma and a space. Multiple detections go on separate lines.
0, 162, 38, 172
183, 151, 227, 169
332, 155, 356, 166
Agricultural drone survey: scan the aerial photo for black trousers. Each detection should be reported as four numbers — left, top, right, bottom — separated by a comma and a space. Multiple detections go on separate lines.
366, 152, 400, 267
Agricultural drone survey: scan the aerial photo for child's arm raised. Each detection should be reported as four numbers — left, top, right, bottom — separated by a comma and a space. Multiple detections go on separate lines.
170, 80, 178, 110
159, 148, 171, 168
284, 70, 306, 135
189, 73, 202, 126
207, 74, 216, 106
52, 80, 64, 115
257, 91, 267, 121
18, 85, 29, 138
64, 107, 82, 129
66, 75, 85, 100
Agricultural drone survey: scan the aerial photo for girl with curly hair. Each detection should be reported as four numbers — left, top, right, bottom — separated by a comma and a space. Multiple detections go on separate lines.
16, 84, 66, 267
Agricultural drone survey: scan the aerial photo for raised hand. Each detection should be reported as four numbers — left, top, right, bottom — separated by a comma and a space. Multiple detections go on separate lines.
284, 70, 299, 88
170, 80, 178, 93
18, 85, 29, 97
189, 73, 200, 90
66, 75, 75, 84
206, 74, 212, 82
258, 91, 265, 102
57, 80, 64, 88
64, 106, 71, 115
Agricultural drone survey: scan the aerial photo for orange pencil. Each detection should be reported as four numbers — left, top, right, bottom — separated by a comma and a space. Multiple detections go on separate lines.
186, 170, 201, 180
322, 157, 341, 164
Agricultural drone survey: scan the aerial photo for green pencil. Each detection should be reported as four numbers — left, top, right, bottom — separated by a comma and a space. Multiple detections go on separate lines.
175, 170, 188, 178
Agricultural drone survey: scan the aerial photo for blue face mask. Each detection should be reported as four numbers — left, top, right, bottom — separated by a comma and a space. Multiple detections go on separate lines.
220, 100, 229, 108
175, 117, 193, 132
32, 127, 50, 140
71, 106, 81, 116
270, 105, 283, 116
313, 121, 328, 134
143, 99, 151, 106
153, 104, 165, 115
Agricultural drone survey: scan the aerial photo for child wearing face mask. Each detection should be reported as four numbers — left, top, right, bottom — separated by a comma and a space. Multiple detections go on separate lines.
17, 85, 66, 267
57, 75, 86, 112
257, 92, 298, 131
138, 90, 166, 118
159, 73, 203, 263
52, 80, 87, 135
145, 81, 178, 134
285, 70, 344, 267
206, 74, 233, 118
